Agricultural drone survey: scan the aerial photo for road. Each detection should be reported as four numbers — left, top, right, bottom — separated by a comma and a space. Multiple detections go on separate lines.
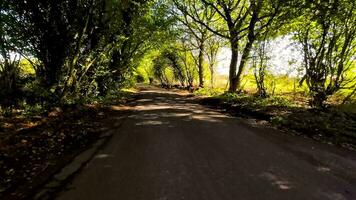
56, 86, 356, 200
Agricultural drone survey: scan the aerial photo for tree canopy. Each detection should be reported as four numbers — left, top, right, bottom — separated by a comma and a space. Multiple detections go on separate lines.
0, 0, 355, 108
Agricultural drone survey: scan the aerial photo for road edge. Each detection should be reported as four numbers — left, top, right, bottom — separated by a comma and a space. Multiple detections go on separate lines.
31, 97, 138, 200
32, 130, 115, 200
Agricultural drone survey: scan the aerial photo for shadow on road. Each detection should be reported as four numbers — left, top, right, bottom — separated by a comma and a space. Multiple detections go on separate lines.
55, 86, 356, 200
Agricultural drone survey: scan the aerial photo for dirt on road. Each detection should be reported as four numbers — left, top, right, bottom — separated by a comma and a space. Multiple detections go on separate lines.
55, 86, 356, 200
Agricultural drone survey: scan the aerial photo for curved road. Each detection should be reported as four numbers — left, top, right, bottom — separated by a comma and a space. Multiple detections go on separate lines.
56, 86, 356, 200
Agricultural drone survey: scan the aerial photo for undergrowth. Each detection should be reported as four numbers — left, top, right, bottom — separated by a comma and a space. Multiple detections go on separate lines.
201, 92, 356, 149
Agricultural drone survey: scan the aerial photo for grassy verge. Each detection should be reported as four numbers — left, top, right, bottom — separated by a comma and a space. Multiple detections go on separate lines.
198, 91, 356, 150
0, 89, 136, 199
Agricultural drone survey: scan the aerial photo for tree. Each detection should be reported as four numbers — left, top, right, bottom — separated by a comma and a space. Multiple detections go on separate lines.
174, 0, 291, 92
0, 1, 22, 105
205, 36, 222, 88
177, 39, 197, 88
163, 49, 187, 87
96, 0, 161, 95
251, 28, 274, 98
296, 0, 356, 108
7, 0, 158, 101
12, 0, 83, 89
153, 48, 187, 87
172, 1, 217, 87
252, 39, 269, 97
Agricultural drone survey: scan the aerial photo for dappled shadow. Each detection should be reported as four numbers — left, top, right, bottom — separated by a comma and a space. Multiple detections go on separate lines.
0, 100, 136, 199
128, 88, 233, 127
55, 87, 356, 200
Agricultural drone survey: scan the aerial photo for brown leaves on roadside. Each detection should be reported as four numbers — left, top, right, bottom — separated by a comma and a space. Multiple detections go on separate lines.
0, 105, 108, 198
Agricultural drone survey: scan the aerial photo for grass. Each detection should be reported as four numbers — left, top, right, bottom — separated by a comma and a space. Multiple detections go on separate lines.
194, 87, 225, 97
198, 81, 356, 150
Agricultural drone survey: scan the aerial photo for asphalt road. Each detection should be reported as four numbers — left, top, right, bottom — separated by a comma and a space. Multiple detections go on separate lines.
56, 86, 356, 200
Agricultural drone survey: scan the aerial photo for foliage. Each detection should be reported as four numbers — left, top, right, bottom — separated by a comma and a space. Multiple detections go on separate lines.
1, 1, 356, 196
0, 0, 355, 120
0, 2, 22, 106
201, 90, 356, 148
294, 0, 356, 108
252, 38, 270, 98
173, 0, 301, 92
216, 92, 295, 108
1, 0, 169, 109
194, 87, 224, 97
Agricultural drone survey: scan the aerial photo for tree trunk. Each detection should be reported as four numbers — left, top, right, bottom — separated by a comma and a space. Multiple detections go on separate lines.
210, 66, 214, 88
310, 92, 327, 108
235, 40, 253, 91
228, 40, 238, 92
234, 0, 261, 92
198, 42, 205, 88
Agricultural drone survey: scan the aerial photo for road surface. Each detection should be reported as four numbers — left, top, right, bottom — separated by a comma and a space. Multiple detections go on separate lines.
56, 86, 356, 200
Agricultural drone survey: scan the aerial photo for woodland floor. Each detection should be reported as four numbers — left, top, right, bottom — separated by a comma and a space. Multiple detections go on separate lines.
0, 95, 134, 199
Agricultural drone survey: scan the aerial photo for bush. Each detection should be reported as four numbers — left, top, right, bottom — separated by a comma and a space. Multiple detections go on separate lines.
213, 92, 296, 109
136, 74, 145, 83
194, 88, 224, 97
